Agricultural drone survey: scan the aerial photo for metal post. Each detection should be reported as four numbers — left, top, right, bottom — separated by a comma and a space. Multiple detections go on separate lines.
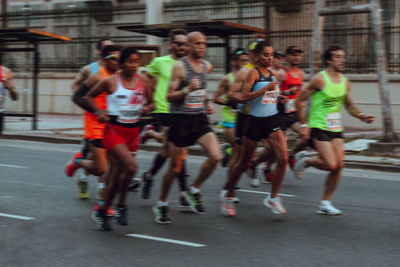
224, 36, 231, 73
1, 0, 7, 30
370, 0, 398, 141
310, 0, 325, 77
32, 42, 39, 130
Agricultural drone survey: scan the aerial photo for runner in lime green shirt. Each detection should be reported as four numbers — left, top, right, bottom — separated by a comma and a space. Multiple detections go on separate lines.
138, 29, 190, 210
294, 44, 375, 215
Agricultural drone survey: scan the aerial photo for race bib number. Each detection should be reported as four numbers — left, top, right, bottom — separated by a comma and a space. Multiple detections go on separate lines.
327, 112, 342, 131
285, 99, 296, 113
262, 90, 279, 104
184, 89, 205, 109
118, 104, 142, 124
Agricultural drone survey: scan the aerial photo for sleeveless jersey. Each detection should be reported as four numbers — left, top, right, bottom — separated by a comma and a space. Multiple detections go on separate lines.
309, 70, 346, 132
221, 72, 237, 123
249, 68, 279, 117
107, 72, 145, 127
0, 66, 6, 113
90, 62, 100, 75
238, 63, 254, 114
280, 67, 303, 113
170, 57, 207, 115
84, 67, 111, 139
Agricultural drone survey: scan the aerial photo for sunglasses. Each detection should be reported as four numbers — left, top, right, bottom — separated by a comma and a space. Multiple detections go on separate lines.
173, 41, 187, 47
105, 54, 119, 60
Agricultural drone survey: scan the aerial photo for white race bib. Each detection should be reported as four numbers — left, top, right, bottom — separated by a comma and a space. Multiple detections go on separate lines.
262, 90, 279, 104
285, 99, 296, 113
184, 89, 205, 109
118, 104, 142, 124
327, 112, 342, 131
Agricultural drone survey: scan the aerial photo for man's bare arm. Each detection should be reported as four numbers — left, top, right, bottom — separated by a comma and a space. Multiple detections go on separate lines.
213, 75, 229, 105
167, 61, 187, 102
3, 68, 18, 101
295, 74, 323, 125
227, 68, 248, 103
71, 65, 91, 92
344, 80, 375, 123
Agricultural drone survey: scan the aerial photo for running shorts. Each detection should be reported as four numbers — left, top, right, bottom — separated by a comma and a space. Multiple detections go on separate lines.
279, 112, 299, 131
154, 113, 171, 128
168, 113, 212, 147
310, 128, 343, 142
235, 112, 250, 145
88, 138, 104, 149
244, 114, 281, 142
103, 124, 140, 154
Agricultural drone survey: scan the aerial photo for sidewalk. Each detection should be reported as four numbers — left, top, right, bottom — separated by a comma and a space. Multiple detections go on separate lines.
1, 113, 400, 173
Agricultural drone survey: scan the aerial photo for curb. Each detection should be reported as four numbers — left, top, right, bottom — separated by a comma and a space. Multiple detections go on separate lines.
2, 134, 400, 173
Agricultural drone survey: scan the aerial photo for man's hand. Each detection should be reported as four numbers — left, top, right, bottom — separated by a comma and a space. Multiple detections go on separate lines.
207, 103, 215, 115
262, 81, 280, 93
278, 95, 289, 104
142, 105, 152, 116
96, 110, 109, 123
361, 114, 375, 124
188, 77, 202, 92
299, 125, 310, 140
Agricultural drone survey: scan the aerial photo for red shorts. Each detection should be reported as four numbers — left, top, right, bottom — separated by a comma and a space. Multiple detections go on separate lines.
103, 124, 140, 155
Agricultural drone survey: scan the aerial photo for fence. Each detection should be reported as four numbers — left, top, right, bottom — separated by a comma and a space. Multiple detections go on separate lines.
0, 0, 399, 74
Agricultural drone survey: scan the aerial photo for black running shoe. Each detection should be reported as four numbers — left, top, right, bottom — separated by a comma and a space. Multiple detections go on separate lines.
153, 205, 171, 224
141, 172, 153, 199
183, 191, 205, 214
115, 205, 128, 225
128, 178, 140, 191
178, 195, 191, 209
91, 209, 112, 231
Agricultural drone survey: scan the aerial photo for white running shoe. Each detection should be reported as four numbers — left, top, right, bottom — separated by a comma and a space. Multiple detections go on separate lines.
232, 196, 240, 203
317, 201, 342, 215
263, 195, 287, 215
293, 151, 309, 179
249, 177, 260, 188
219, 190, 236, 217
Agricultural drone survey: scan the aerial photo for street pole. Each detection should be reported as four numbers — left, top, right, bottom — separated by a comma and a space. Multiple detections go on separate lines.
1, 0, 7, 30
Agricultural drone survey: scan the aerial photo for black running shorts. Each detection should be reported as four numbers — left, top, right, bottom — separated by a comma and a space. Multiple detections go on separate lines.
168, 113, 213, 147
279, 112, 299, 131
154, 113, 171, 128
88, 138, 104, 149
310, 128, 343, 142
235, 112, 250, 145
245, 114, 281, 142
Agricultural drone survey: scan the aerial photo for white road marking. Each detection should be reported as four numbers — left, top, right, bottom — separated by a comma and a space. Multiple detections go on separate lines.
237, 189, 296, 198
0, 164, 27, 169
126, 234, 206, 247
0, 213, 34, 220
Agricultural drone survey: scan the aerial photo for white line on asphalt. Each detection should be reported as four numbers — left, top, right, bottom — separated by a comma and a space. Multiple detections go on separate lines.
0, 164, 27, 169
237, 189, 296, 198
126, 234, 206, 247
0, 213, 34, 220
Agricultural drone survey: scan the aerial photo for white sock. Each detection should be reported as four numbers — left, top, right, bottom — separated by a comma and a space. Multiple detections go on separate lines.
158, 201, 168, 207
320, 200, 331, 206
190, 186, 200, 194
97, 183, 105, 190
79, 170, 88, 182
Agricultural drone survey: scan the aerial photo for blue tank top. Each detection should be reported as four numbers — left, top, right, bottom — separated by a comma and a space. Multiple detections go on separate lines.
90, 62, 100, 75
249, 68, 279, 117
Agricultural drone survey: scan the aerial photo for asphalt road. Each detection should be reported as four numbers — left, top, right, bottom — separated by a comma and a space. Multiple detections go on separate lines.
1, 140, 399, 267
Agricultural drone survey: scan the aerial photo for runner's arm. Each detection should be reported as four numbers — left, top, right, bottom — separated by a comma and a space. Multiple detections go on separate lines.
167, 61, 188, 102
344, 80, 375, 123
71, 65, 90, 93
227, 69, 247, 103
72, 73, 100, 112
142, 74, 155, 115
3, 68, 18, 101
295, 74, 322, 125
213, 75, 230, 105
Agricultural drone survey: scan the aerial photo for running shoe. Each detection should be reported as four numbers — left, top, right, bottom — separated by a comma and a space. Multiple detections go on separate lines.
93, 202, 115, 217
178, 195, 191, 209
78, 180, 89, 199
91, 209, 112, 231
96, 187, 105, 200
317, 201, 342, 216
141, 172, 153, 199
219, 191, 235, 217
293, 151, 309, 179
183, 191, 205, 214
232, 196, 240, 203
263, 195, 287, 215
115, 205, 128, 225
65, 152, 83, 177
262, 168, 273, 184
246, 163, 260, 187
153, 205, 171, 224
128, 178, 140, 191
139, 125, 154, 145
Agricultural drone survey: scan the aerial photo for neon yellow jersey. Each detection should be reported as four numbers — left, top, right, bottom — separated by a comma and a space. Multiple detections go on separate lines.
309, 71, 347, 132
146, 55, 176, 113
221, 72, 237, 123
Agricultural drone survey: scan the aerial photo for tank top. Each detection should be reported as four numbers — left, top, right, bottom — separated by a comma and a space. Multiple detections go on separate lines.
249, 68, 279, 117
90, 62, 100, 75
280, 67, 303, 113
0, 66, 6, 112
309, 70, 346, 132
238, 63, 254, 114
84, 67, 111, 139
221, 72, 237, 123
169, 57, 207, 115
107, 72, 145, 127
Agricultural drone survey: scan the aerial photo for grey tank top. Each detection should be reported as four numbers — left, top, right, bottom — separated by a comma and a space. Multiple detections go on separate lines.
170, 57, 208, 114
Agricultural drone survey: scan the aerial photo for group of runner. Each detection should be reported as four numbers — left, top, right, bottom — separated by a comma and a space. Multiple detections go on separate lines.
64, 30, 375, 231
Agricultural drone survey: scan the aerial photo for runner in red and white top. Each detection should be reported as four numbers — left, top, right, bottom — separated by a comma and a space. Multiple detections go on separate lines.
85, 47, 154, 231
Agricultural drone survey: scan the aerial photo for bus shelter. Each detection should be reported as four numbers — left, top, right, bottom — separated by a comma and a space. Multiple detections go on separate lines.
0, 28, 71, 130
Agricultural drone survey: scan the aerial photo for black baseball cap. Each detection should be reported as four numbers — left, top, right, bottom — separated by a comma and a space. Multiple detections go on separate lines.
273, 51, 285, 58
286, 46, 303, 55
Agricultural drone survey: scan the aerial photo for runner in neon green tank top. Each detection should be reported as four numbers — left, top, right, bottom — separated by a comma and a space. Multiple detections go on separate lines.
213, 48, 249, 168
295, 45, 375, 215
